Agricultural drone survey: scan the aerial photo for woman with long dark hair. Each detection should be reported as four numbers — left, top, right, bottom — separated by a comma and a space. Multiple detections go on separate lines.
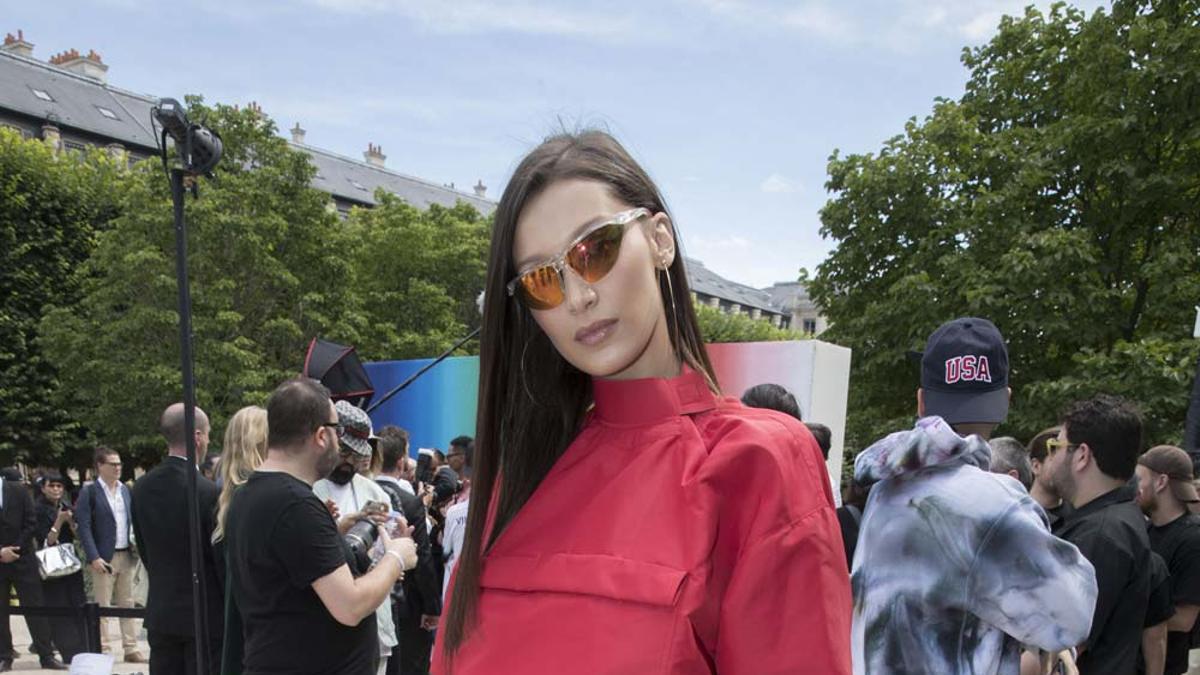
35, 472, 86, 664
433, 131, 850, 673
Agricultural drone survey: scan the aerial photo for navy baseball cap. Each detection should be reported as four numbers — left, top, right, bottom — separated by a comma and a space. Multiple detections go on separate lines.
920, 317, 1009, 425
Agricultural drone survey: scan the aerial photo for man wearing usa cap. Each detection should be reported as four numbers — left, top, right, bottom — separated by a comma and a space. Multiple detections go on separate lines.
314, 400, 398, 675
1136, 445, 1200, 675
851, 317, 1098, 675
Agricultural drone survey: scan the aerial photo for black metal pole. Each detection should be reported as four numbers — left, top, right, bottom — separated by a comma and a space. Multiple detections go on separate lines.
171, 169, 211, 673
366, 326, 480, 413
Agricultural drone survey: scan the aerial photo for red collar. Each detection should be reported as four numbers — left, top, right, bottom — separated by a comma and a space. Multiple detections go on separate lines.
591, 368, 718, 425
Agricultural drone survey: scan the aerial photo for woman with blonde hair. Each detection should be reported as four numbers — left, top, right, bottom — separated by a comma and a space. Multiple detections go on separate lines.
214, 405, 267, 675
213, 405, 269, 544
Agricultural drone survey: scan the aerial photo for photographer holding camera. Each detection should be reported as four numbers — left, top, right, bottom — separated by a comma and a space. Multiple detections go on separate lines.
225, 379, 416, 675
315, 401, 401, 675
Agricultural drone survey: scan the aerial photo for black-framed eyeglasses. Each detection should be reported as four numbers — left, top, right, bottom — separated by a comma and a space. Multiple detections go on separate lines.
321, 422, 345, 438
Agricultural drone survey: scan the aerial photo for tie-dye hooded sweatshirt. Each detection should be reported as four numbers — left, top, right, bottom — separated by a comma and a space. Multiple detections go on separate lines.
850, 417, 1098, 675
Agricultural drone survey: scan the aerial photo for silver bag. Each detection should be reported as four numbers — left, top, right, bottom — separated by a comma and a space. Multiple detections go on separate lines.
36, 543, 82, 580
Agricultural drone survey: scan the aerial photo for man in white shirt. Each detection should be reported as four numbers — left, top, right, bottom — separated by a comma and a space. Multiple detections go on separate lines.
313, 401, 397, 675
75, 447, 143, 662
441, 498, 469, 603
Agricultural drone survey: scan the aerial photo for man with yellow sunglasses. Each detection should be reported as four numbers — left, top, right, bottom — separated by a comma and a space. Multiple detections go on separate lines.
1042, 394, 1153, 675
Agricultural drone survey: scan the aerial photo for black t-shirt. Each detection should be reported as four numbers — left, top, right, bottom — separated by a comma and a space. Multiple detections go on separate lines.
1057, 485, 1153, 675
1145, 552, 1174, 627
1046, 500, 1075, 535
835, 504, 861, 571
226, 471, 376, 675
1149, 513, 1200, 675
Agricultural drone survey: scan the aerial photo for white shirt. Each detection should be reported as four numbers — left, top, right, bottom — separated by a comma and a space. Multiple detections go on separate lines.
374, 474, 414, 498
441, 499, 470, 603
100, 478, 130, 550
312, 473, 397, 650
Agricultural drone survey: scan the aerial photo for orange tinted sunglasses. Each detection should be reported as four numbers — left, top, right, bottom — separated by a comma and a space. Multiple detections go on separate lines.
507, 208, 650, 310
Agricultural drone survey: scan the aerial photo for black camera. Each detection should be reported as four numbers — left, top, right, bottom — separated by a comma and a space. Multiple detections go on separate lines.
343, 500, 389, 576
344, 519, 377, 577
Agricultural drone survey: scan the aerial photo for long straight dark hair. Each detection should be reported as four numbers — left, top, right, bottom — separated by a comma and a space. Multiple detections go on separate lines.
441, 130, 718, 657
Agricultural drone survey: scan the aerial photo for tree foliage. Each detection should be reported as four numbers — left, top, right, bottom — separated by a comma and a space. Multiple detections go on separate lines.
0, 129, 124, 466
346, 194, 488, 361
32, 99, 488, 470
695, 302, 802, 343
810, 0, 1200, 454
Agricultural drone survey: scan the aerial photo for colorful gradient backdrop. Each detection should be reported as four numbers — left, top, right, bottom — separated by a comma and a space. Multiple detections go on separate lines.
364, 340, 850, 473
365, 356, 479, 455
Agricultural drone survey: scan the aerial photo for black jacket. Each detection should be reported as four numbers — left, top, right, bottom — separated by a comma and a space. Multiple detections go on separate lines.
131, 457, 224, 638
0, 479, 40, 577
376, 476, 442, 618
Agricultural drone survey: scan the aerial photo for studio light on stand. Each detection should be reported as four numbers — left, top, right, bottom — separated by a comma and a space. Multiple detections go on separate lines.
151, 96, 222, 675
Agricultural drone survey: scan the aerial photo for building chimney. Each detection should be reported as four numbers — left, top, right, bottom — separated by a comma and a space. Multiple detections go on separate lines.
49, 48, 108, 83
106, 142, 126, 164
1, 30, 34, 58
290, 122, 306, 145
41, 123, 61, 154
363, 143, 386, 168
473, 180, 487, 197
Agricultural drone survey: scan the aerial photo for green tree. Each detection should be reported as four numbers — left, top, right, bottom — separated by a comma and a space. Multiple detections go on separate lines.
40, 99, 366, 469
810, 1, 1200, 455
347, 194, 489, 360
695, 302, 802, 343
0, 129, 124, 466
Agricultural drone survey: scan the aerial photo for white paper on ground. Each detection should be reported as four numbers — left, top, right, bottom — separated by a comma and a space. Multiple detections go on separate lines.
70, 652, 116, 675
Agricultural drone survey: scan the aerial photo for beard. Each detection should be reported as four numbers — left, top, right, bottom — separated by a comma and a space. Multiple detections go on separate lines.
1138, 491, 1159, 517
315, 439, 339, 479
1050, 461, 1076, 504
327, 461, 356, 486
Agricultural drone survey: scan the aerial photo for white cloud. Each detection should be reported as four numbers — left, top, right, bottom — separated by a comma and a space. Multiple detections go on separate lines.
686, 0, 1108, 52
691, 234, 752, 250
760, 173, 800, 193
685, 233, 806, 288
303, 0, 634, 39
960, 11, 1004, 40
780, 4, 854, 42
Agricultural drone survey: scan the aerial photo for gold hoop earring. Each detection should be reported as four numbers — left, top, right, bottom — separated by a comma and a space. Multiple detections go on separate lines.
662, 264, 682, 361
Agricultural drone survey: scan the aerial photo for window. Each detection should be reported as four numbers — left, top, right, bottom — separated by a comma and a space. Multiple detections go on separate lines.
63, 140, 86, 156
347, 178, 368, 192
31, 88, 53, 102
95, 106, 119, 120
803, 319, 818, 334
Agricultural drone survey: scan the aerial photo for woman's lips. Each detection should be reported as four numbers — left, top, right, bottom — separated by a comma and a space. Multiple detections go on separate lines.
575, 319, 618, 345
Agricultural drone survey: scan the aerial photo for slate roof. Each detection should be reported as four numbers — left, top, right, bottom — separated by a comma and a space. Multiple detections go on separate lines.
0, 50, 157, 150
683, 257, 784, 315
762, 281, 812, 313
0, 50, 494, 213
300, 142, 494, 213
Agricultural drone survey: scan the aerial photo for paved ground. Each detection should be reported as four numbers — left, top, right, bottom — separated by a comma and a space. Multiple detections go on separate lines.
7, 616, 149, 674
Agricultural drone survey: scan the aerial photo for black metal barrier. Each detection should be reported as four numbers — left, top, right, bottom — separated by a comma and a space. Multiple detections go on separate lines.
8, 603, 146, 654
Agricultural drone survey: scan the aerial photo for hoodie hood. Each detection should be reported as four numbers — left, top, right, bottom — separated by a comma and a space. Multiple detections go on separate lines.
854, 416, 992, 485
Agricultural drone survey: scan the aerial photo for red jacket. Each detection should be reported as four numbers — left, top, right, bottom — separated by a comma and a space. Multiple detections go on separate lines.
432, 370, 851, 674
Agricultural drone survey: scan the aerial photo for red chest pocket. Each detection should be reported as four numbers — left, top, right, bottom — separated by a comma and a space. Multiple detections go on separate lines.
457, 553, 693, 674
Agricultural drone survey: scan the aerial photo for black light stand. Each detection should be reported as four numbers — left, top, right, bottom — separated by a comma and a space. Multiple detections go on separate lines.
153, 98, 222, 675
366, 326, 481, 414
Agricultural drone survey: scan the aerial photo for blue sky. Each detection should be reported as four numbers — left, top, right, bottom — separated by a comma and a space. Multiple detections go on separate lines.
7, 0, 1106, 288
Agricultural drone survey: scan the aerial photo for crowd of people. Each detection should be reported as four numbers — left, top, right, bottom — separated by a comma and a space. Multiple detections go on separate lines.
828, 317, 1200, 675
2, 129, 1196, 675
0, 387, 471, 674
